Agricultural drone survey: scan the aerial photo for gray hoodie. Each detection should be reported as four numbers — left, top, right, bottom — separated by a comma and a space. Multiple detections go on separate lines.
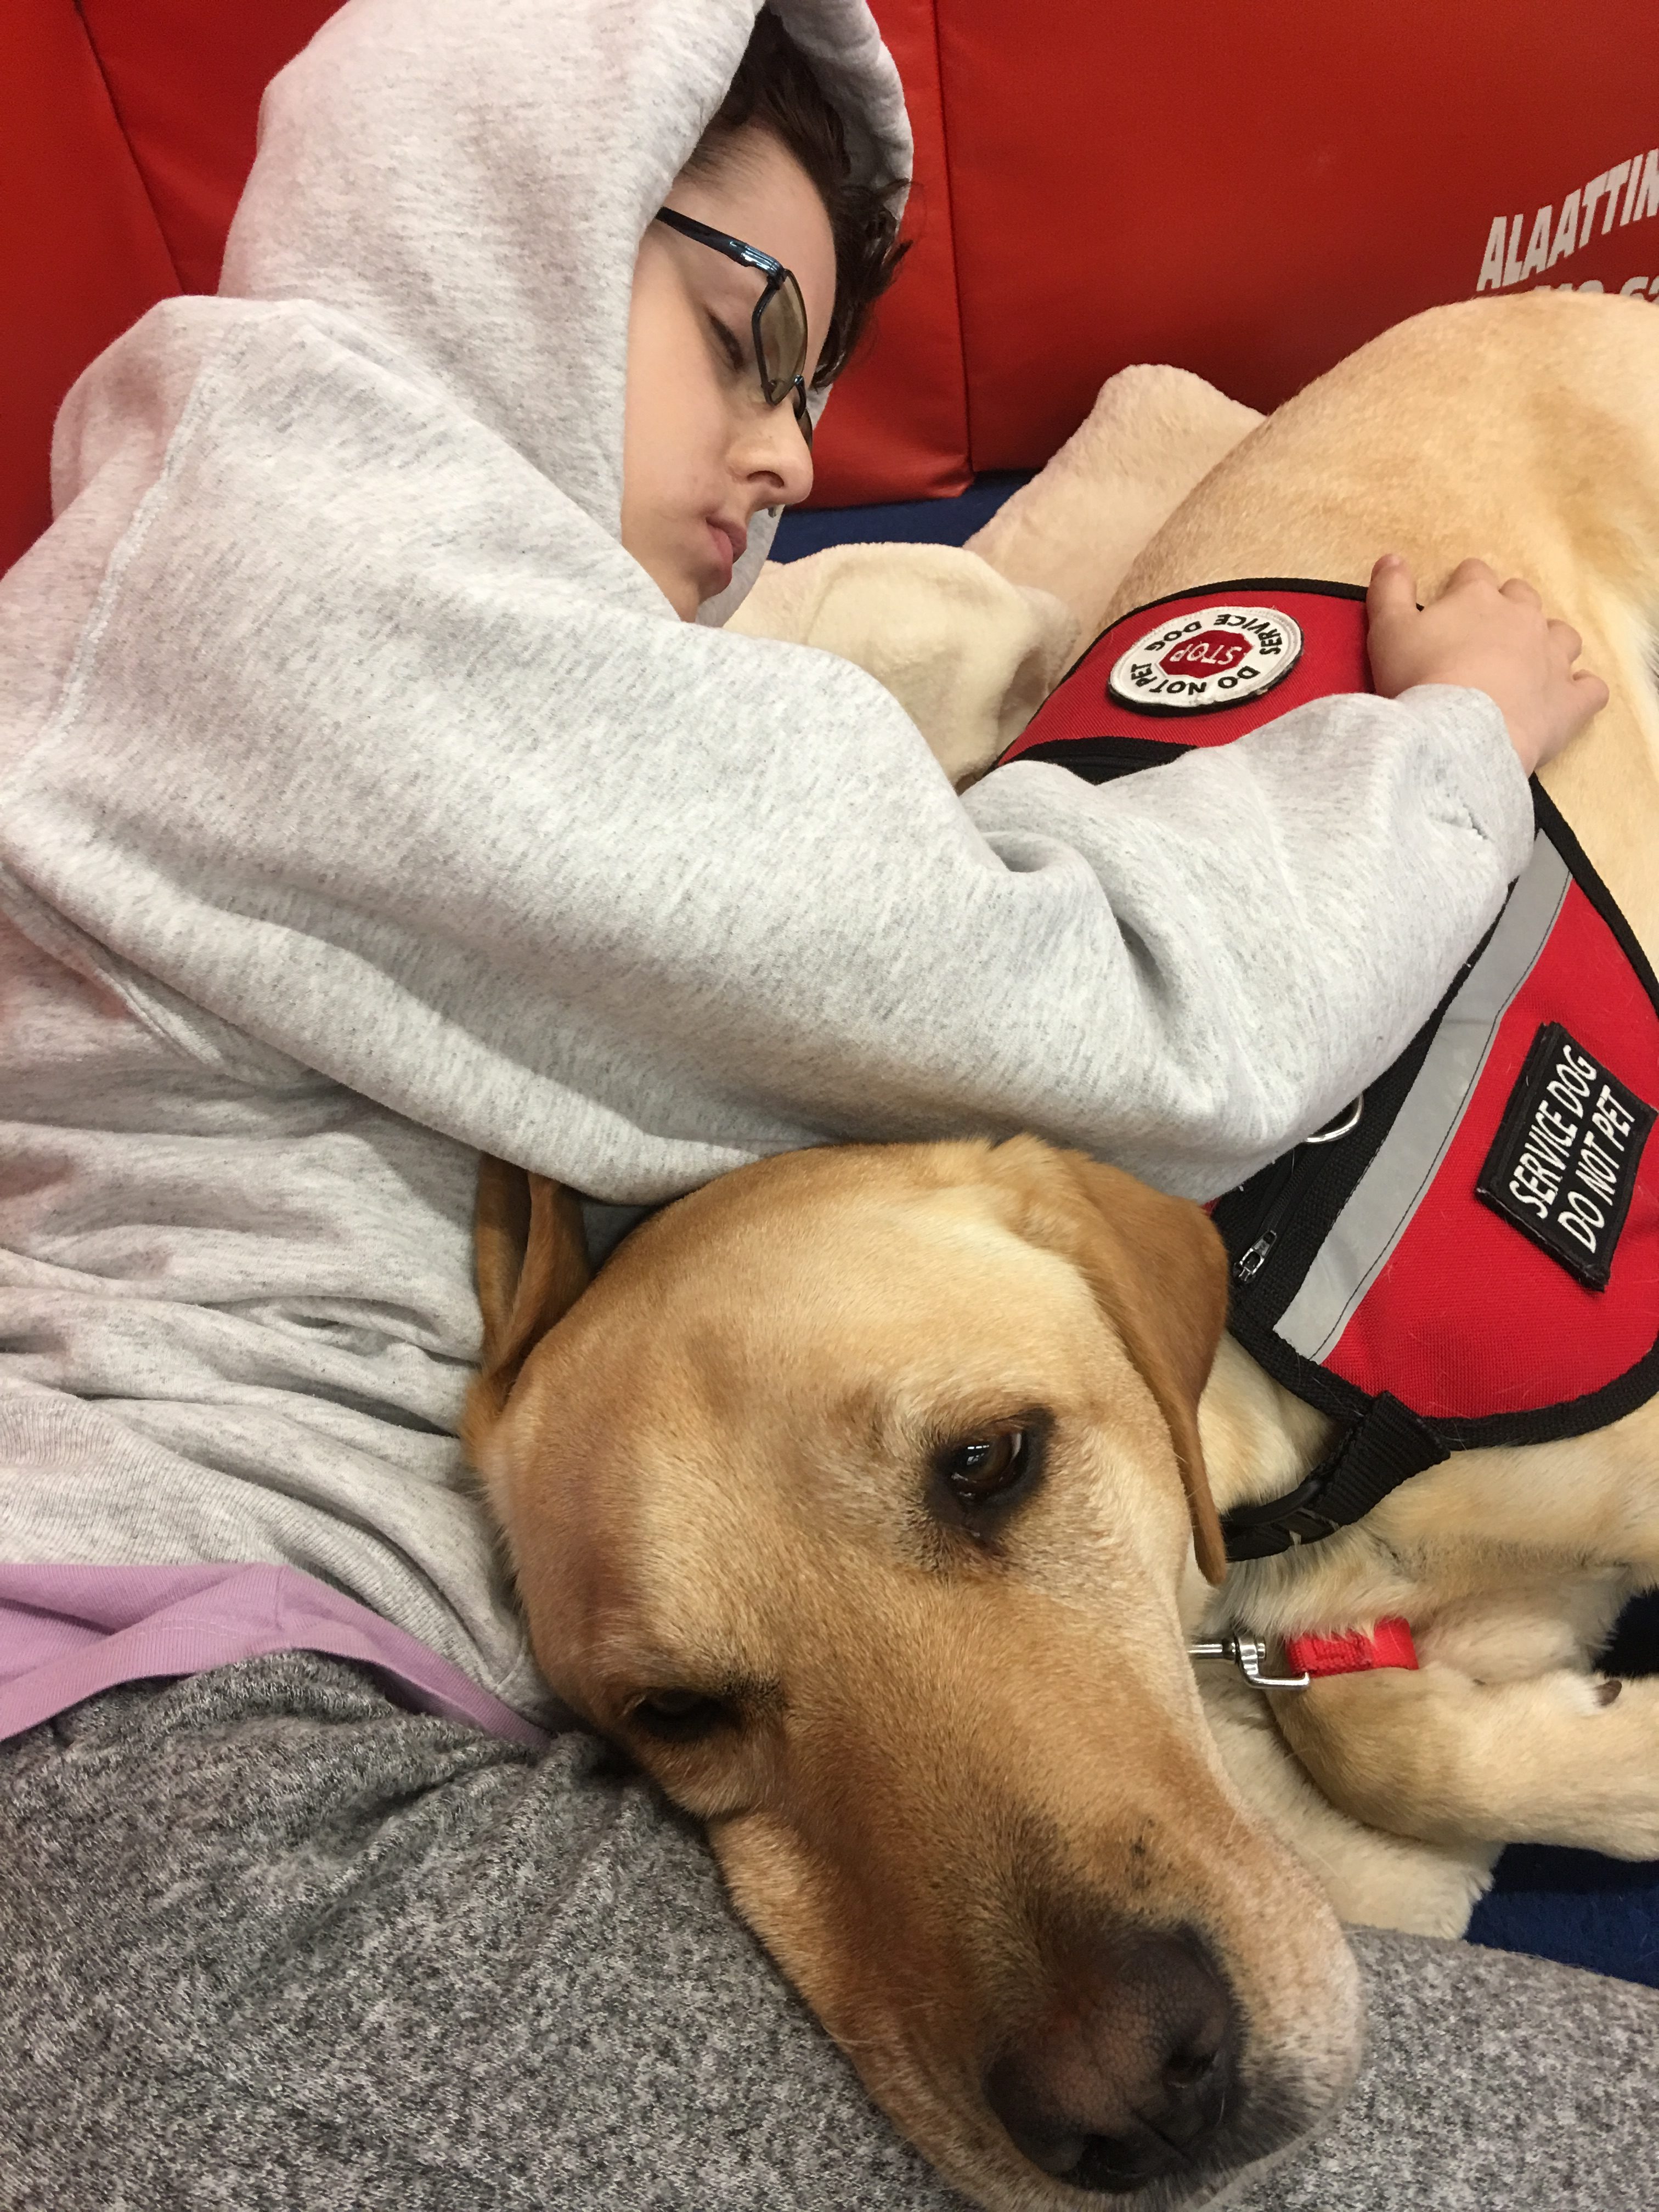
0, 0, 1530, 1718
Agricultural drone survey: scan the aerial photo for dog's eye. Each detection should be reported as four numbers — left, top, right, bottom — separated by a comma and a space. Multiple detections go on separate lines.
938, 1425, 1041, 1509
630, 1689, 735, 1744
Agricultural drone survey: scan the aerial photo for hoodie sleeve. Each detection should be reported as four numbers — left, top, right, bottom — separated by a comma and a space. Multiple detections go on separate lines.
2, 317, 1533, 1205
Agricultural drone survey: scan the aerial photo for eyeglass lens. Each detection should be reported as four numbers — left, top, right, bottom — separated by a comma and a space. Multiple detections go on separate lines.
757, 272, 811, 449
757, 273, 810, 398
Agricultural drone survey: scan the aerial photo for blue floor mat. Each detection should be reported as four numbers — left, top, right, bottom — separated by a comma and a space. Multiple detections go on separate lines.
1467, 1590, 1659, 1985
772, 471, 1032, 560
775, 479, 1659, 1987
1468, 1844, 1659, 1987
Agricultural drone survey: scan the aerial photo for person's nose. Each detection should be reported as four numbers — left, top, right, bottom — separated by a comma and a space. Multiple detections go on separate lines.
735, 393, 814, 514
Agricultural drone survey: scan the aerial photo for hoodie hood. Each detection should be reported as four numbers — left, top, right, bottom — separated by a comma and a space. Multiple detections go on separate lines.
218, 0, 910, 575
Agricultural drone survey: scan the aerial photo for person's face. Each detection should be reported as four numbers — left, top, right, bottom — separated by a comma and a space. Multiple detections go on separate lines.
622, 126, 836, 618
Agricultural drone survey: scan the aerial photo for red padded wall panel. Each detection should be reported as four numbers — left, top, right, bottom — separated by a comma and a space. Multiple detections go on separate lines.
1, 0, 180, 574
803, 0, 971, 505
80, 0, 345, 297
24, 0, 1651, 543
937, 0, 1659, 471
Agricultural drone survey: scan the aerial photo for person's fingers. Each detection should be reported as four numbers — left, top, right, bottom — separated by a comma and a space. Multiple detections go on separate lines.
1573, 669, 1611, 714
1500, 575, 1543, 611
1367, 554, 1415, 625
1445, 556, 1498, 592
1546, 617, 1584, 663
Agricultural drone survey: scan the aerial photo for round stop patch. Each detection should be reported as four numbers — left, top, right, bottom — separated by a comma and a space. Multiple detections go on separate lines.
1106, 604, 1304, 714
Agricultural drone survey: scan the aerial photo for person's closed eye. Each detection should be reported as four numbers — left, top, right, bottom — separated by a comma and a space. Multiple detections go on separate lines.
706, 312, 751, 381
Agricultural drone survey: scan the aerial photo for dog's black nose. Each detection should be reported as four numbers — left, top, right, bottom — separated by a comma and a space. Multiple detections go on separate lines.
984, 1928, 1238, 2193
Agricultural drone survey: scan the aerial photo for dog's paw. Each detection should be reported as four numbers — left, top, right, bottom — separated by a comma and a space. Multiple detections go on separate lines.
1565, 1675, 1659, 1858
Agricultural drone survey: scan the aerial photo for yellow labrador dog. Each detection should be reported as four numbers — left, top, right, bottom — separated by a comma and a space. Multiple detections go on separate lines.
465, 292, 1659, 2211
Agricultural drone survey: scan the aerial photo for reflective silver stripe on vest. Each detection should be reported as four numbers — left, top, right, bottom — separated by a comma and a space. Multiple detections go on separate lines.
1276, 834, 1568, 1362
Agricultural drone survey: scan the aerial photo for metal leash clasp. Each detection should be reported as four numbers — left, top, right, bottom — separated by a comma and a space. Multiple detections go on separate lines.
1188, 1634, 1310, 1691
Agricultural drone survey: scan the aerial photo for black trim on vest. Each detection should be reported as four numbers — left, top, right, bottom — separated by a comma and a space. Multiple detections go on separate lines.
1122, 578, 1372, 607
1017, 735, 1194, 782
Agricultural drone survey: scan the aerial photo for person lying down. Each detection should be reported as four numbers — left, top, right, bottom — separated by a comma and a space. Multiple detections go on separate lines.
0, 3, 1629, 2209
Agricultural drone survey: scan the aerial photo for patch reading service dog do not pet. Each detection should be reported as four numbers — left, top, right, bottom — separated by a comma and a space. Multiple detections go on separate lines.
1105, 604, 1304, 716
1476, 1022, 1656, 1290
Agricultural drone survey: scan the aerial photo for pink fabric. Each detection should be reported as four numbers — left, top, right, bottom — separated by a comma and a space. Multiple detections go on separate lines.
0, 1563, 550, 1748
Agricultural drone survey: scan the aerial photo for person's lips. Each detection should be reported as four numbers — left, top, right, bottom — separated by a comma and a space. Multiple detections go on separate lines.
703, 515, 747, 592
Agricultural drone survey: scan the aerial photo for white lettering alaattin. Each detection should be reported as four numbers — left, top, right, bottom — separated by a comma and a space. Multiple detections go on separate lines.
1520, 205, 1553, 281
1581, 172, 1612, 247
1549, 193, 1583, 266
1601, 161, 1633, 234
1504, 212, 1528, 287
1478, 215, 1509, 292
1479, 153, 1659, 292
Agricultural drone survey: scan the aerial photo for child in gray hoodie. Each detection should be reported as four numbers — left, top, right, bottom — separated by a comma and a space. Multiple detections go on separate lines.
0, 2, 1647, 2207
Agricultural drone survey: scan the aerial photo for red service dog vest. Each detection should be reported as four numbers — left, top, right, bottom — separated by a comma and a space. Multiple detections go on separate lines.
1001, 581, 1659, 1560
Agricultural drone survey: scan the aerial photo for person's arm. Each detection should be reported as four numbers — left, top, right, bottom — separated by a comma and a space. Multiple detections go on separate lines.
0, 329, 1588, 1204
958, 673, 1530, 1194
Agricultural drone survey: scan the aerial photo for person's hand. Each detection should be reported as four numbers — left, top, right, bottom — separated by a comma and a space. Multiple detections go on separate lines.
1366, 554, 1609, 776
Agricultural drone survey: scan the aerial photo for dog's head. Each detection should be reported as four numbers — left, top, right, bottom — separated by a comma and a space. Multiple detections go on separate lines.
466, 1137, 1361, 2210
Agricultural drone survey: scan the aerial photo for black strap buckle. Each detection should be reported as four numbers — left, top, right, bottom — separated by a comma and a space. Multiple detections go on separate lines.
1221, 1475, 1341, 1558
1220, 1391, 1449, 1562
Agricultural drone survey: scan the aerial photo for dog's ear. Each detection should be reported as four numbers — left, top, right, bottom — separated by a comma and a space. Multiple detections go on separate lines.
989, 1137, 1231, 1584
466, 1155, 592, 1442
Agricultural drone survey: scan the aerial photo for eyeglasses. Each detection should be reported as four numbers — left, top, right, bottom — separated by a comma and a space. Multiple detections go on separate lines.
653, 207, 813, 452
